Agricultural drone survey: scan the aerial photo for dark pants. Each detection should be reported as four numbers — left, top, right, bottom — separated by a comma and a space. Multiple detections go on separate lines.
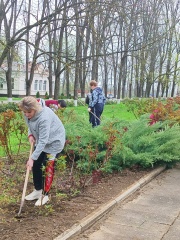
33, 151, 57, 194
90, 103, 104, 127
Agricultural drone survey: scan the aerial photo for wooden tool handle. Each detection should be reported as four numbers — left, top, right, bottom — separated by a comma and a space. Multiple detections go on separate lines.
17, 142, 34, 216
21, 142, 34, 201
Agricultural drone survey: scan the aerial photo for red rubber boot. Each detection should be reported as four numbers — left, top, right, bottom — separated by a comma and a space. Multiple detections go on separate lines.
35, 160, 55, 206
44, 160, 55, 194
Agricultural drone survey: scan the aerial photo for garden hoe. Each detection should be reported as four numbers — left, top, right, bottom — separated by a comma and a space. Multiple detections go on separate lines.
77, 98, 101, 122
17, 142, 34, 217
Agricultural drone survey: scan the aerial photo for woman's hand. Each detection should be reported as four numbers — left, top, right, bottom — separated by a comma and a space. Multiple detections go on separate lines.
26, 158, 34, 170
28, 135, 35, 145
88, 108, 91, 112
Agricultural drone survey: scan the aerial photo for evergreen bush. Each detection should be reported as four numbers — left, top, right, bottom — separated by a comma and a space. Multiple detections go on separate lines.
36, 91, 40, 98
63, 110, 180, 173
45, 92, 49, 99
109, 116, 180, 169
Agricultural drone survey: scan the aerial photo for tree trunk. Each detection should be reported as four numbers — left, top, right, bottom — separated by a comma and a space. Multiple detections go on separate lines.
171, 55, 178, 97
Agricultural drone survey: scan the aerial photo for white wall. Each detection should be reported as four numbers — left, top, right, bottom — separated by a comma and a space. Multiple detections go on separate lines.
0, 68, 55, 96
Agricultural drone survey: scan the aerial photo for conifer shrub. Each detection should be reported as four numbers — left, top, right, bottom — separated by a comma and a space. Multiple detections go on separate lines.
110, 116, 180, 169
36, 91, 40, 98
63, 109, 180, 173
45, 92, 49, 99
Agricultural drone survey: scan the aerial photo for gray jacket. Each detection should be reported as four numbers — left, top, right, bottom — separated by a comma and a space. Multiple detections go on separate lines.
25, 106, 65, 160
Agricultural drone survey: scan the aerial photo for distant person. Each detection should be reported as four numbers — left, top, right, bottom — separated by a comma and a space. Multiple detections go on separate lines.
85, 89, 92, 105
18, 96, 65, 206
85, 89, 93, 123
45, 99, 67, 111
37, 98, 46, 107
88, 80, 106, 127
37, 99, 67, 112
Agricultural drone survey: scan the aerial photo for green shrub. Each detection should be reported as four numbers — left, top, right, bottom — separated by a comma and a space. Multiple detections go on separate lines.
59, 93, 64, 99
36, 91, 40, 98
105, 99, 118, 105
0, 110, 27, 160
63, 109, 180, 173
110, 116, 180, 169
45, 92, 49, 99
66, 100, 75, 107
0, 102, 19, 113
123, 97, 180, 123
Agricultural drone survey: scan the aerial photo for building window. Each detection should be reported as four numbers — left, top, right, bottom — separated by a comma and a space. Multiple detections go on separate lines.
12, 78, 14, 89
34, 80, 38, 91
39, 80, 42, 91
43, 80, 46, 91
0, 77, 5, 89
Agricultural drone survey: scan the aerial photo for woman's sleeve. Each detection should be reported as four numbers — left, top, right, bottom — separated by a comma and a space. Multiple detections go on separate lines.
90, 91, 98, 107
31, 119, 50, 160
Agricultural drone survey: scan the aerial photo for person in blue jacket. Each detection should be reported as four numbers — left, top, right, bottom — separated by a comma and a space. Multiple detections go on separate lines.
88, 80, 106, 127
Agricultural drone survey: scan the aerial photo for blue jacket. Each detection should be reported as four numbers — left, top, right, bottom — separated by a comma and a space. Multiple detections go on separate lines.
89, 87, 106, 108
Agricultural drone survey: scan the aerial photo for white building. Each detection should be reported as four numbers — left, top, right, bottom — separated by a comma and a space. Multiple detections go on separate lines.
0, 62, 55, 97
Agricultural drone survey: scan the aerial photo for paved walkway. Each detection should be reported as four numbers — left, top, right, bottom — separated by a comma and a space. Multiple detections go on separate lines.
55, 165, 180, 240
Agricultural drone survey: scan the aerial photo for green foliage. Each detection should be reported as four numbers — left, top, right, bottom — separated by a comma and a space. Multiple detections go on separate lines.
114, 117, 180, 168
0, 99, 180, 208
0, 110, 27, 161
59, 93, 66, 99
0, 100, 179, 172
63, 119, 108, 170
36, 91, 40, 98
123, 97, 180, 123
63, 109, 180, 173
0, 102, 19, 113
37, 204, 55, 216
66, 100, 75, 107
105, 99, 118, 105
45, 92, 49, 99
123, 98, 158, 118
56, 155, 67, 172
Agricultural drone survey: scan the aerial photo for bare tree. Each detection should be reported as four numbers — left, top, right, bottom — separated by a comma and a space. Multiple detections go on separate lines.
1, 0, 22, 99
0, 0, 179, 99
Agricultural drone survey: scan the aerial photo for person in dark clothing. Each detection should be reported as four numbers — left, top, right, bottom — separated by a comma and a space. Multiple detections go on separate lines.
37, 99, 67, 112
85, 89, 92, 105
85, 89, 93, 123
45, 99, 67, 111
88, 80, 106, 127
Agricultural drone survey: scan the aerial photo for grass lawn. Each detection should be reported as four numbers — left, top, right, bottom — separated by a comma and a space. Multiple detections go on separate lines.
0, 97, 22, 101
70, 103, 136, 121
0, 97, 135, 120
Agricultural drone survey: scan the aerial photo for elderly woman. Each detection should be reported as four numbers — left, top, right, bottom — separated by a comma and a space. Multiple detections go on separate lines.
19, 96, 65, 206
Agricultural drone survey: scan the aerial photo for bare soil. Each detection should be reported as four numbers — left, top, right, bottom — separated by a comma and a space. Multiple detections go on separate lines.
0, 166, 153, 240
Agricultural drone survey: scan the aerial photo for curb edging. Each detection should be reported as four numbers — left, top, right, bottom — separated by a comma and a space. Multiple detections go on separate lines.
54, 165, 166, 240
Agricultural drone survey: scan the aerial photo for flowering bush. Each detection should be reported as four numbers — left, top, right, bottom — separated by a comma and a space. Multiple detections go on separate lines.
123, 96, 180, 125
149, 97, 180, 125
